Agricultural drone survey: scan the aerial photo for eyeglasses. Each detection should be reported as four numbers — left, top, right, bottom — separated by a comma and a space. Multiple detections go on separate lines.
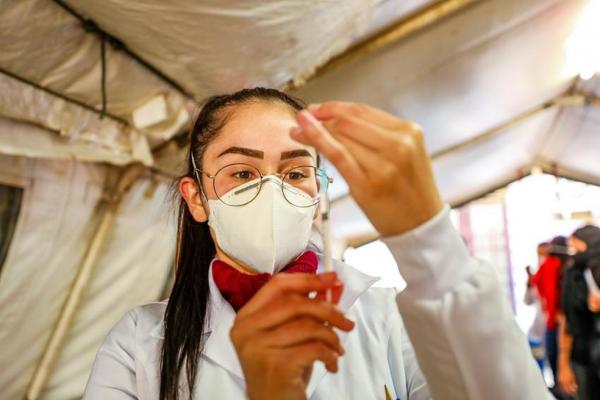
192, 162, 333, 207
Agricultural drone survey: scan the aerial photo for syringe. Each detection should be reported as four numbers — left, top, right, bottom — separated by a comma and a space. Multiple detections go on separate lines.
301, 111, 334, 302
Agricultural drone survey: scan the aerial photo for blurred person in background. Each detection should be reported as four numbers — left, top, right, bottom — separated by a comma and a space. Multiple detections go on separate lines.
558, 225, 600, 400
525, 264, 547, 373
531, 238, 568, 380
529, 238, 570, 398
584, 253, 600, 386
525, 244, 551, 372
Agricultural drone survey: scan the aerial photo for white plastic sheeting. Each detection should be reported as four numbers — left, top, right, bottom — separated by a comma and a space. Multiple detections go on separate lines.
1, 0, 437, 166
43, 177, 175, 400
63, 0, 434, 96
0, 156, 175, 399
433, 109, 558, 206
291, 0, 576, 152
0, 75, 134, 154
0, 0, 189, 163
290, 0, 598, 242
0, 157, 106, 400
538, 76, 600, 185
0, 115, 150, 166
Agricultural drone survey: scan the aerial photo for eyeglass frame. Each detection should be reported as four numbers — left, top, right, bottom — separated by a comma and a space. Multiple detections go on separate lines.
190, 154, 333, 207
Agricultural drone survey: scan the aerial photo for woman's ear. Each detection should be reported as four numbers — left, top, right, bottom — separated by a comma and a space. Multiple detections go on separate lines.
179, 177, 208, 222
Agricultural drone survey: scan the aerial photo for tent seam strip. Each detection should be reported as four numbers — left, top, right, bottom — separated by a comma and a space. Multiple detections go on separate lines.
0, 67, 128, 125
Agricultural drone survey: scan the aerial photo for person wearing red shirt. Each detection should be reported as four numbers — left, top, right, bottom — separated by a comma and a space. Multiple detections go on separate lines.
530, 237, 568, 387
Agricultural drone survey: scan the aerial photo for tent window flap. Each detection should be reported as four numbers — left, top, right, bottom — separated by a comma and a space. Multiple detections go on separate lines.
0, 184, 23, 272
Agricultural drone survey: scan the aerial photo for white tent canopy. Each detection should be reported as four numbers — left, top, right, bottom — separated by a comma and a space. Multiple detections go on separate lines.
290, 0, 600, 239
0, 0, 599, 398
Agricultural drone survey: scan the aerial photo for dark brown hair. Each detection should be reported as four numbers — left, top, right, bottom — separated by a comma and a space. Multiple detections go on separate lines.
160, 87, 305, 400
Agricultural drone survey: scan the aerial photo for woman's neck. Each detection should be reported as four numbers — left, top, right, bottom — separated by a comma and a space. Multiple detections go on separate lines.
214, 246, 260, 275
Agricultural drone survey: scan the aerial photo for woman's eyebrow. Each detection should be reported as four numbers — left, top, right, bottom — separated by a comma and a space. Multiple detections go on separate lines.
218, 146, 264, 159
280, 149, 314, 160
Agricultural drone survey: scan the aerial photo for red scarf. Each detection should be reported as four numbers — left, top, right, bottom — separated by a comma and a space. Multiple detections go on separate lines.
212, 251, 318, 311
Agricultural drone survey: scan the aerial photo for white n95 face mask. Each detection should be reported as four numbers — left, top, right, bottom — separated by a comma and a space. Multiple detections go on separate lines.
207, 177, 317, 274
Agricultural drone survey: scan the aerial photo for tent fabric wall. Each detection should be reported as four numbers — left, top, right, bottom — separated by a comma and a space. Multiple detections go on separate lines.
0, 156, 107, 400
290, 0, 577, 154
287, 0, 599, 243
538, 76, 600, 185
62, 0, 433, 97
0, 74, 135, 156
0, 156, 175, 399
432, 108, 558, 206
0, 0, 190, 148
0, 116, 148, 166
43, 177, 175, 400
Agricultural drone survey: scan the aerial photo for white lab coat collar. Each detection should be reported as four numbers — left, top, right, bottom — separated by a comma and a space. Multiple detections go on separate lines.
149, 254, 380, 396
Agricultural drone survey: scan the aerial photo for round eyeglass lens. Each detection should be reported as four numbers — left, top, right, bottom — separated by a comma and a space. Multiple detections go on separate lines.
282, 166, 327, 207
213, 163, 262, 206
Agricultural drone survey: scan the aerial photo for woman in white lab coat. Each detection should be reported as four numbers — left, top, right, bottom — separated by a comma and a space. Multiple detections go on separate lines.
85, 88, 552, 400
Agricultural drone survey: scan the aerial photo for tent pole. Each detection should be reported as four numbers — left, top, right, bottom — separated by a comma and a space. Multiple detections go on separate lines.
24, 165, 145, 400
285, 0, 480, 89
430, 93, 598, 159
535, 158, 600, 188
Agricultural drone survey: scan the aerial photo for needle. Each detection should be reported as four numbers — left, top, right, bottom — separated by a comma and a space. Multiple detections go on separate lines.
321, 189, 333, 303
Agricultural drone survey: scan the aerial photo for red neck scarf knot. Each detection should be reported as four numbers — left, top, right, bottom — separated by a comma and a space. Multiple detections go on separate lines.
212, 251, 318, 311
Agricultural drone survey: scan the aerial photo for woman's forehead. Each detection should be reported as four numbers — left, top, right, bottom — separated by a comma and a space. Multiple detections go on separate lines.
206, 102, 315, 159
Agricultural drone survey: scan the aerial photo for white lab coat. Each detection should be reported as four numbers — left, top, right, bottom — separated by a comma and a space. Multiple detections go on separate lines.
84, 207, 553, 399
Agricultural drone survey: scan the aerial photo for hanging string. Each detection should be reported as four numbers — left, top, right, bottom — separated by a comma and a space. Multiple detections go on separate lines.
99, 33, 107, 119
81, 18, 108, 120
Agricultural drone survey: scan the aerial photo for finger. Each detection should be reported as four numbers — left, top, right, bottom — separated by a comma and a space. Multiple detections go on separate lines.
322, 114, 400, 151
560, 380, 577, 395
263, 317, 344, 355
308, 101, 416, 132
288, 341, 340, 373
332, 135, 403, 204
243, 294, 355, 333
333, 133, 395, 176
291, 111, 368, 188
239, 272, 338, 316
315, 280, 344, 304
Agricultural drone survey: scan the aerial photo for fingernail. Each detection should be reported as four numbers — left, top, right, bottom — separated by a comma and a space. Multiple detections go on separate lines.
308, 103, 321, 112
299, 109, 313, 122
299, 110, 327, 135
290, 126, 301, 136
